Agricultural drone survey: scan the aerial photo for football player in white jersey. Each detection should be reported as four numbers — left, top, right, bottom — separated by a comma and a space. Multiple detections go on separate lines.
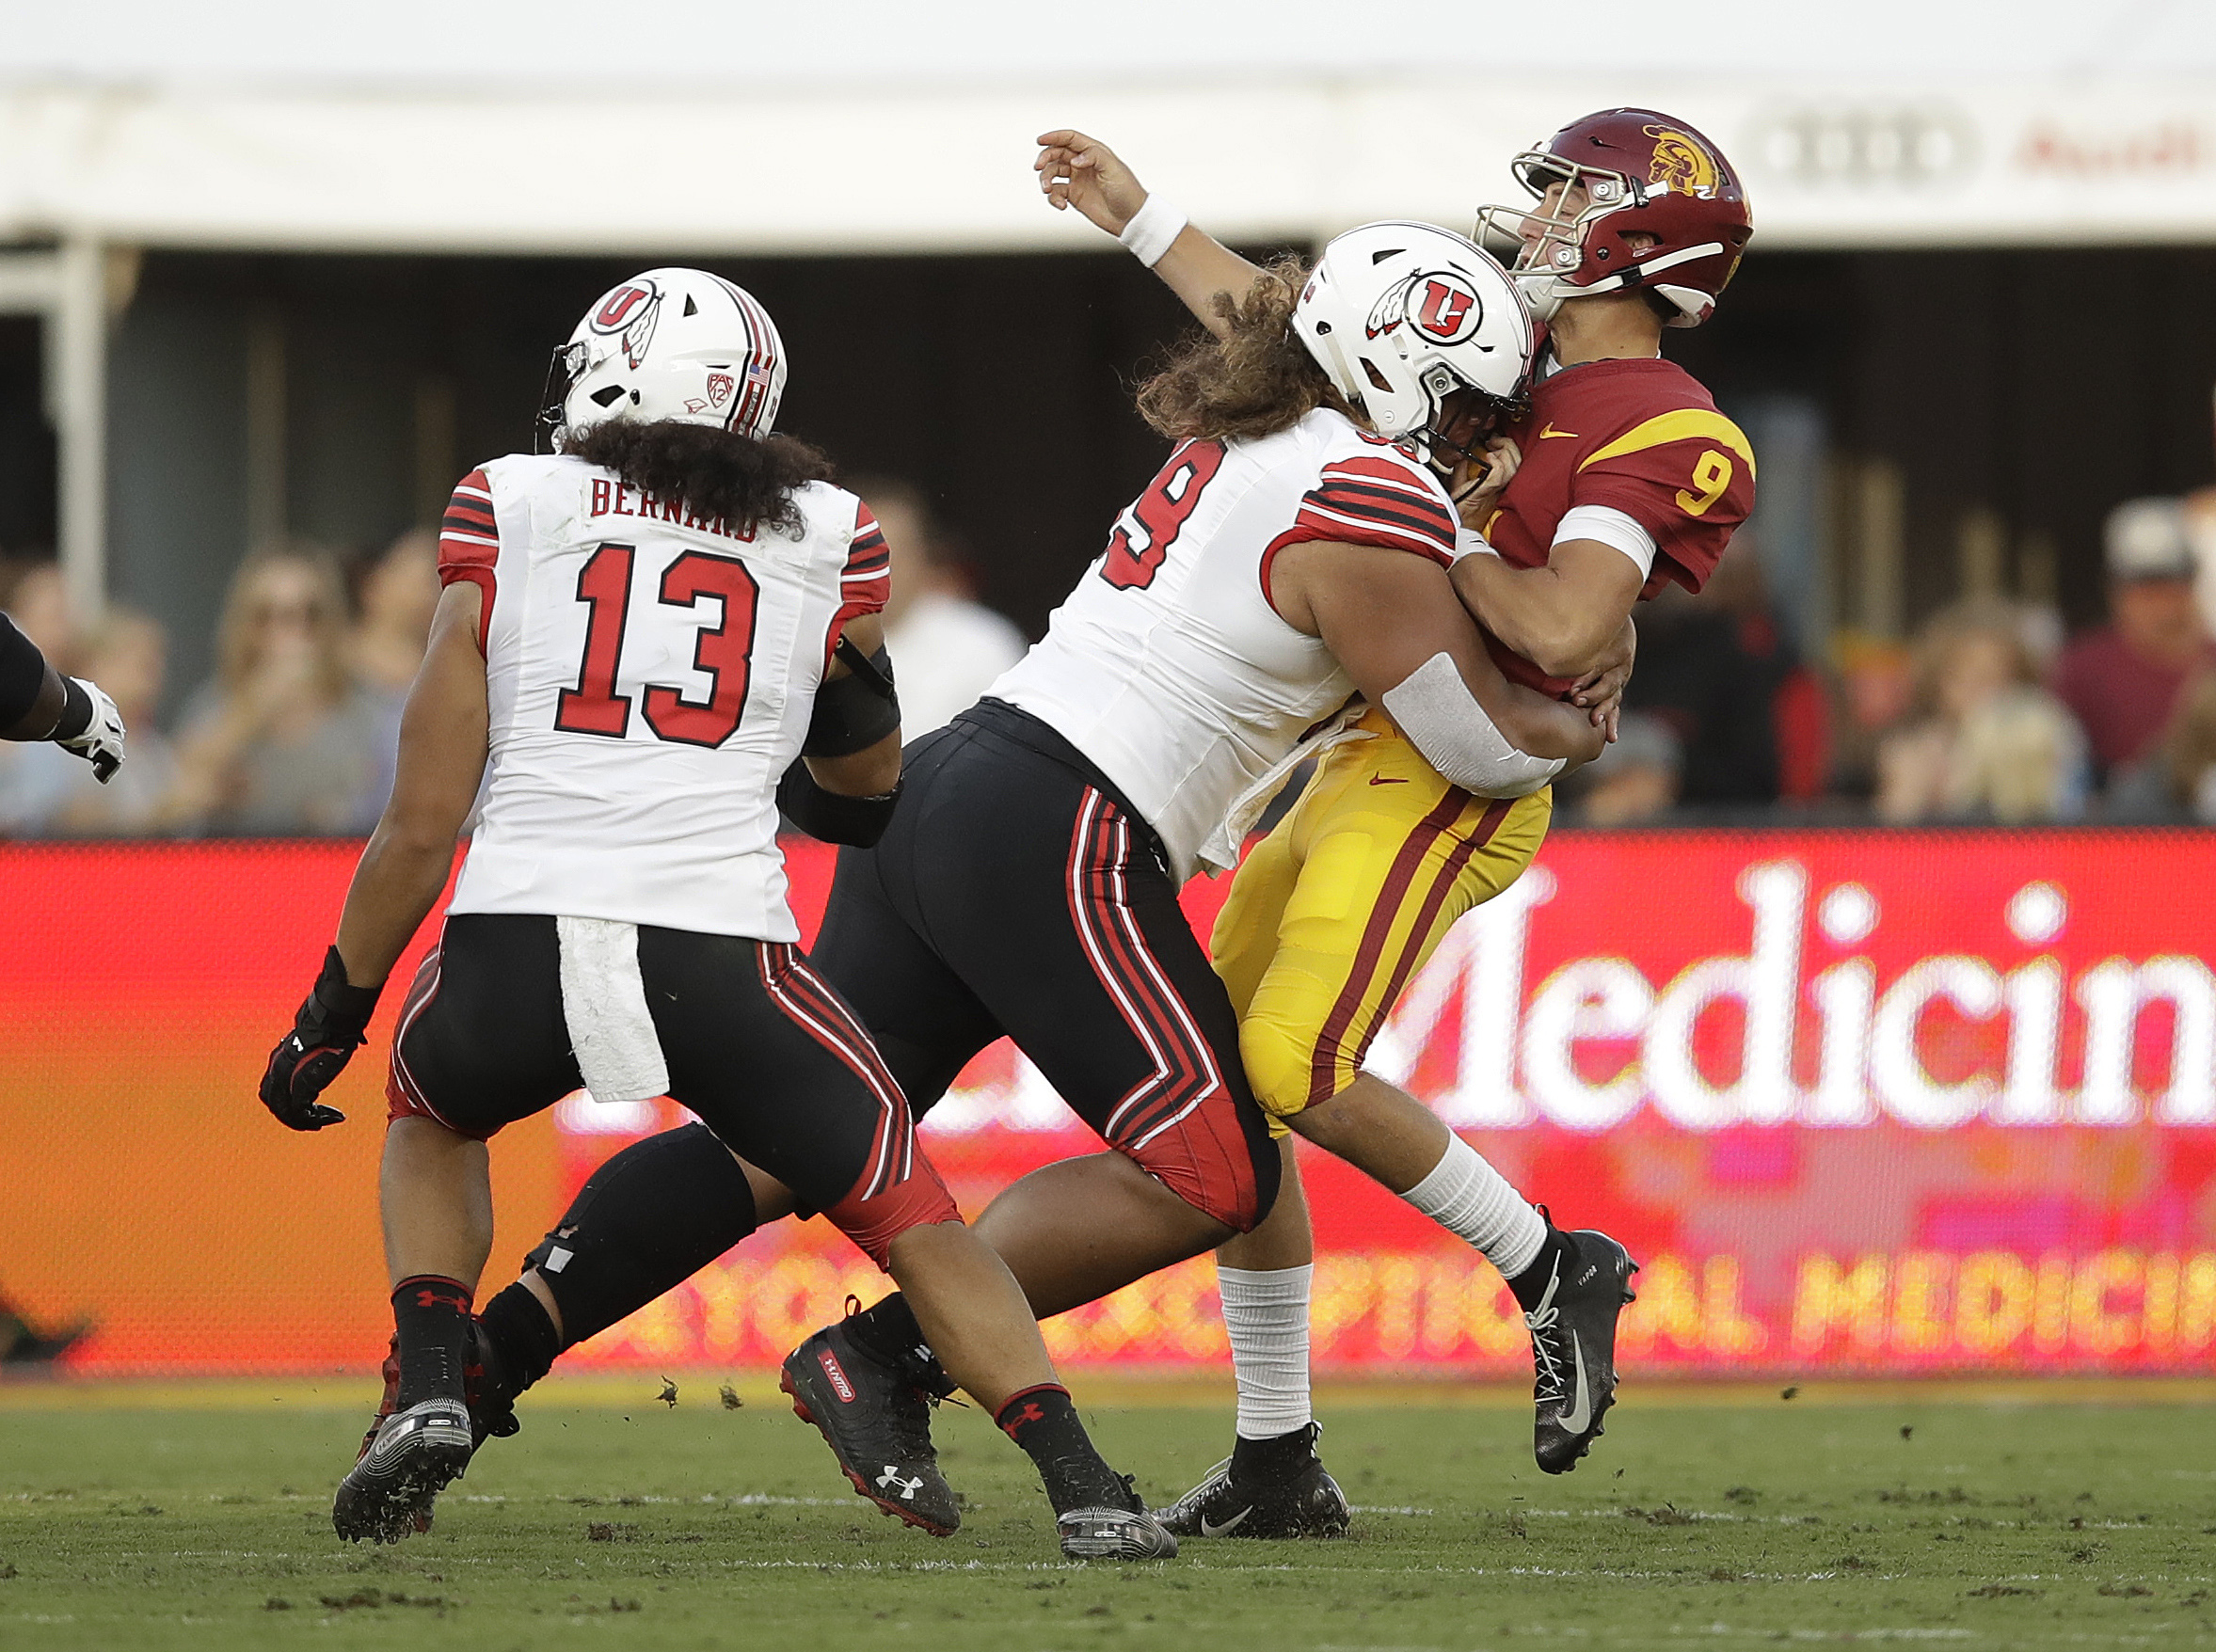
1036, 123, 1750, 1533
443, 230, 1609, 1516
257, 269, 1177, 1562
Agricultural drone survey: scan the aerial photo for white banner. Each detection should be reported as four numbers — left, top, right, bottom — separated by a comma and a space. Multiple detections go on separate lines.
0, 76, 2211, 254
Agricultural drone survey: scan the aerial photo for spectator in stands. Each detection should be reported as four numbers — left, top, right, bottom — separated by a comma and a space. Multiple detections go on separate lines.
853, 477, 1028, 737
1622, 534, 1830, 807
1563, 712, 1682, 826
349, 528, 439, 703
1875, 598, 2087, 824
0, 609, 174, 835
2053, 498, 2216, 784
162, 544, 390, 834
2105, 671, 2216, 824
0, 560, 76, 669
348, 528, 440, 816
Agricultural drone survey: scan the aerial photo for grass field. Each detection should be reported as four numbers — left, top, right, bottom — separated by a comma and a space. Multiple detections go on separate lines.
0, 1376, 2209, 1650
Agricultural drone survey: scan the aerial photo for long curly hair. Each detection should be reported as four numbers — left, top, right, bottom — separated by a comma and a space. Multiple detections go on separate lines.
561, 420, 837, 537
1135, 256, 1354, 444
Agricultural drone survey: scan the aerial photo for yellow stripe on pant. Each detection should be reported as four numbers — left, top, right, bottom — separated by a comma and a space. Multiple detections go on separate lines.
1211, 707, 1552, 1135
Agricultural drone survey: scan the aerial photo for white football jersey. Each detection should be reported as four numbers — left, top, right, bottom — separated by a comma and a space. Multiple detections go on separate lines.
990, 407, 1459, 881
438, 453, 887, 940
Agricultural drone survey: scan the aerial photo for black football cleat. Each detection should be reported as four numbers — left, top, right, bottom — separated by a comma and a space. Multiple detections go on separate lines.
351, 1327, 521, 1536
781, 1320, 961, 1536
1523, 1228, 1639, 1474
1154, 1424, 1351, 1539
333, 1397, 475, 1544
1059, 1506, 1179, 1560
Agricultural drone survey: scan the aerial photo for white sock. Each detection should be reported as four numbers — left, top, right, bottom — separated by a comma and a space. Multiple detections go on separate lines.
1400, 1136, 1547, 1280
1218, 1264, 1314, 1440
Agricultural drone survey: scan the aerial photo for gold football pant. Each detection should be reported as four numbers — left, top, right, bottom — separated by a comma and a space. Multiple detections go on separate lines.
1211, 709, 1552, 1134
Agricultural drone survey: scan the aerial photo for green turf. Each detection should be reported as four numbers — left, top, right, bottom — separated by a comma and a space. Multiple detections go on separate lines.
0, 1391, 2208, 1649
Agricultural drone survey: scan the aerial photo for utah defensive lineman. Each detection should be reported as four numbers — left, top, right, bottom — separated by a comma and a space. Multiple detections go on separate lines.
1036, 110, 1754, 1534
256, 269, 1174, 1561
443, 227, 1603, 1520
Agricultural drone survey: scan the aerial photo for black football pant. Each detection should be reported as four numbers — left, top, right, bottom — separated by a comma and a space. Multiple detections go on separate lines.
510, 699, 1279, 1340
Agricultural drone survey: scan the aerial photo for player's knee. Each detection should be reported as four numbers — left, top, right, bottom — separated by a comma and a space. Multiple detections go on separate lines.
1239, 1013, 1321, 1127
827, 1166, 964, 1272
523, 1122, 759, 1346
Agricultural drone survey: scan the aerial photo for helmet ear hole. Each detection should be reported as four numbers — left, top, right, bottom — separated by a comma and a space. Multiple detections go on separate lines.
1362, 358, 1394, 394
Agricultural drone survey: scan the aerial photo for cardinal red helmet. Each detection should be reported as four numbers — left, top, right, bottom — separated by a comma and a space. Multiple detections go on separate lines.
1475, 108, 1752, 328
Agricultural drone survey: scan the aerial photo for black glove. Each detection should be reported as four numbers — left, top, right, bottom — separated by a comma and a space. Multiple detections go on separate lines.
259, 946, 383, 1131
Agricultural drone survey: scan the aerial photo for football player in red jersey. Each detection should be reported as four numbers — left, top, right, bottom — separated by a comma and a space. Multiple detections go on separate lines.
1035, 111, 1755, 1535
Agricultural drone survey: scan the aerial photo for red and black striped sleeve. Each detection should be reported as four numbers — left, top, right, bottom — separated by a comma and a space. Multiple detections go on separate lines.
1296, 456, 1459, 564
438, 468, 498, 650
840, 502, 891, 617
822, 499, 891, 665
1258, 453, 1459, 612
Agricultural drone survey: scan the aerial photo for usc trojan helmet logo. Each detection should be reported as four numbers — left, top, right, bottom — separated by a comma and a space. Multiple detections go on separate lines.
1644, 125, 1721, 196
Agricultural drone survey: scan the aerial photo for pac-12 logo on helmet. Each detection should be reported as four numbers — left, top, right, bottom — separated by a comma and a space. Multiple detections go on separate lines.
705, 372, 736, 409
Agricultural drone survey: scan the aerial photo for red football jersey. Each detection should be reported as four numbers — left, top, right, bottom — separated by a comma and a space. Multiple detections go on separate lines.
1476, 357, 1755, 695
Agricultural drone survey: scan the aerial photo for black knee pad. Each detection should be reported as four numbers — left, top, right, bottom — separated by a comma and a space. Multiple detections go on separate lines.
524, 1122, 759, 1347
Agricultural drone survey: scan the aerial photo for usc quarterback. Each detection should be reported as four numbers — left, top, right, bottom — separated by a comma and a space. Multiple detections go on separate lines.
1035, 109, 1756, 1537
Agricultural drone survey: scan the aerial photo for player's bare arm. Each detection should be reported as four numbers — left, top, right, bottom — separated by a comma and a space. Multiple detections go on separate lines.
1270, 538, 1604, 770
1447, 534, 1646, 681
1035, 129, 1260, 340
332, 582, 491, 990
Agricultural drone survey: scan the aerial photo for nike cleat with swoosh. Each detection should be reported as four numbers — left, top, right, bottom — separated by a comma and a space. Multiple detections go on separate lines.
781, 1319, 962, 1536
1523, 1228, 1639, 1475
1154, 1423, 1351, 1539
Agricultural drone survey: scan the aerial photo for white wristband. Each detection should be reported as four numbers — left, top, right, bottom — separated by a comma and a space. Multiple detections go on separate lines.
1118, 195, 1188, 267
1452, 526, 1501, 564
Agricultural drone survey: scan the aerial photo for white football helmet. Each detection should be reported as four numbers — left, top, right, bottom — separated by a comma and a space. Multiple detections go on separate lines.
1291, 223, 1533, 468
539, 267, 788, 450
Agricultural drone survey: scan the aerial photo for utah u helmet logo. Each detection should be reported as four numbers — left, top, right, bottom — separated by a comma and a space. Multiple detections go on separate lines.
1410, 273, 1485, 344
588, 279, 663, 371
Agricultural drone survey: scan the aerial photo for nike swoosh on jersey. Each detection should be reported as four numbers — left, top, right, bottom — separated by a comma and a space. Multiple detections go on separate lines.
1538, 424, 1581, 439
1559, 1332, 1593, 1435
1367, 775, 1410, 786
1199, 1506, 1253, 1537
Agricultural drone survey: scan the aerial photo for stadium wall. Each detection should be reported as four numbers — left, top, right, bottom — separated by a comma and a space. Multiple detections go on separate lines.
0, 831, 2209, 1377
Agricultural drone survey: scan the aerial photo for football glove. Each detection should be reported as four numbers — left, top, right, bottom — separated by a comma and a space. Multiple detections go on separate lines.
259, 946, 383, 1131
54, 676, 125, 783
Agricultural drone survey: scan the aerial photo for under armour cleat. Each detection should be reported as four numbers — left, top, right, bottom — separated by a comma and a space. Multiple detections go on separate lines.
1523, 1227, 1639, 1474
1059, 1505, 1180, 1561
781, 1320, 961, 1536
352, 1327, 521, 1535
1155, 1424, 1351, 1539
333, 1397, 475, 1544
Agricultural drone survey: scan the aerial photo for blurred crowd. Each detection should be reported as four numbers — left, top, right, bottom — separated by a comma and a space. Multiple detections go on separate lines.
0, 481, 1027, 839
1558, 493, 2216, 829
4, 486, 2212, 837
